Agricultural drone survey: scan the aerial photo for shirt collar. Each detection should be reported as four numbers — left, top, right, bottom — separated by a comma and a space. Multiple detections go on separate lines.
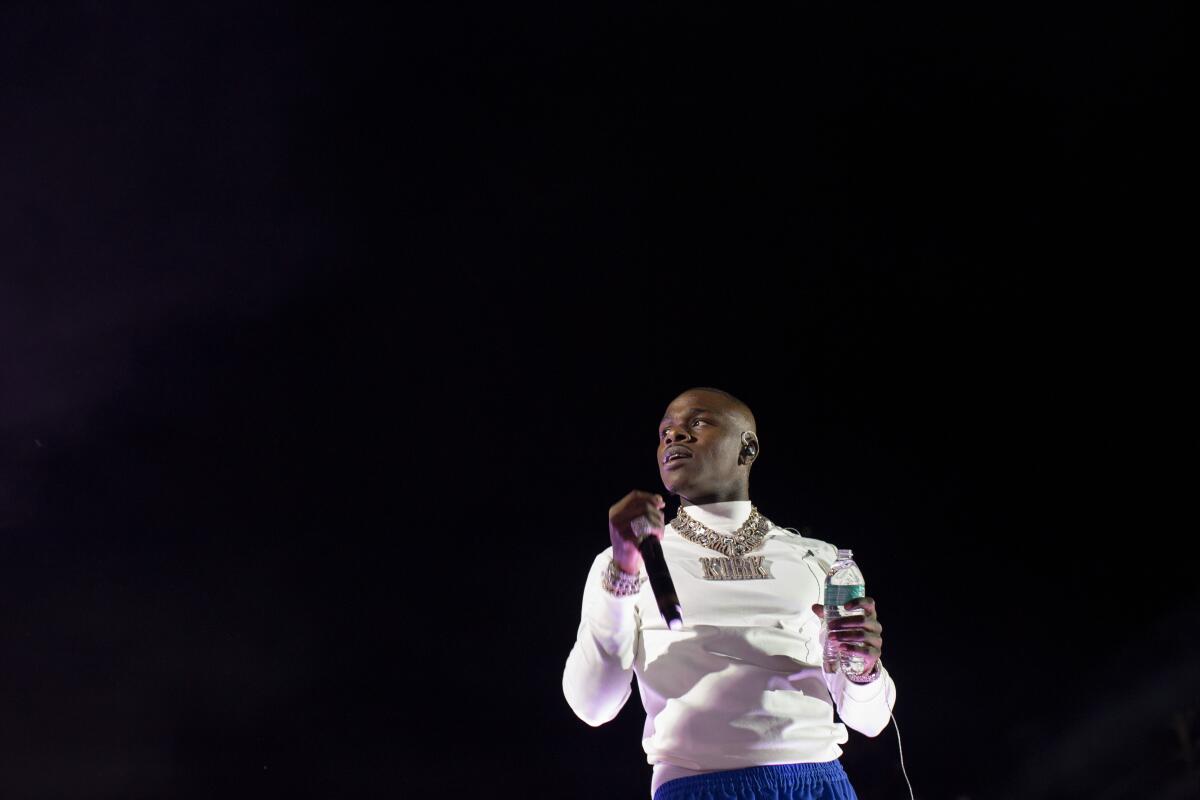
677, 500, 752, 533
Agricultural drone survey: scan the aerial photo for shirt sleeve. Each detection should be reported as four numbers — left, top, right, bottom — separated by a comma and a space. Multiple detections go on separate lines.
822, 660, 897, 737
562, 549, 642, 726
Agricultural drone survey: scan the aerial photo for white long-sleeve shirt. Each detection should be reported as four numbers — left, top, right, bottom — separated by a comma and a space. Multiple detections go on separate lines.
562, 500, 897, 798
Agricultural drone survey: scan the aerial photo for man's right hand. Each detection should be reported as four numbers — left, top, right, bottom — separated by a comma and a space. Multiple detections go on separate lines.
608, 491, 666, 574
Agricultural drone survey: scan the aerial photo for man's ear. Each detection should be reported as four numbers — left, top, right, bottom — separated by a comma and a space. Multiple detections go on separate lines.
740, 431, 759, 463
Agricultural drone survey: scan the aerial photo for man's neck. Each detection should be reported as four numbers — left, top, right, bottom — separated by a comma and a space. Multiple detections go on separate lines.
679, 488, 749, 506
678, 497, 752, 532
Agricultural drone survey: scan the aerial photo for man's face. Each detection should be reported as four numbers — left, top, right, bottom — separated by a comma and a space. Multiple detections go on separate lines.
656, 390, 749, 501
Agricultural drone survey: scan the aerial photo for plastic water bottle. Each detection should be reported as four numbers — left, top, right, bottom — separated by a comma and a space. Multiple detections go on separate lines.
822, 548, 868, 677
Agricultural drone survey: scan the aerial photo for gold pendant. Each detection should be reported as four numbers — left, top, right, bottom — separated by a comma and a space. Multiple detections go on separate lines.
699, 555, 772, 581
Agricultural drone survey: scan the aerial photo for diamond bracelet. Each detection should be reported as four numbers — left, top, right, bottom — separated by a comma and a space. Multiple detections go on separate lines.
845, 660, 883, 684
601, 558, 646, 597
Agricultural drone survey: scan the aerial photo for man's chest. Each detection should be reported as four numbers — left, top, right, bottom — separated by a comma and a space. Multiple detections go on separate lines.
637, 538, 827, 630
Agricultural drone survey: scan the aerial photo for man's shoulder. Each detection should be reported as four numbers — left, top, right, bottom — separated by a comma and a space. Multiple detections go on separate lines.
769, 525, 838, 564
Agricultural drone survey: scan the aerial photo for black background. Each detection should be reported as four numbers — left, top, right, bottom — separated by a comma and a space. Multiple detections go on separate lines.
1, 3, 1190, 799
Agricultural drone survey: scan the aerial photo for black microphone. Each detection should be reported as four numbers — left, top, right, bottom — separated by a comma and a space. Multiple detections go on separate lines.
632, 516, 683, 631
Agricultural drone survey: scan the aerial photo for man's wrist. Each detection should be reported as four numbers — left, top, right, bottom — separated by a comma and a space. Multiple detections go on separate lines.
601, 558, 645, 597
845, 660, 882, 684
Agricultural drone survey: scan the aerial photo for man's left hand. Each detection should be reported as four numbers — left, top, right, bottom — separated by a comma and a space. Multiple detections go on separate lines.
811, 597, 883, 675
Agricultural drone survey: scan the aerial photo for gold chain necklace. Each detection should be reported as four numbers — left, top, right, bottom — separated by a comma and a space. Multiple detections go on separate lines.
671, 505, 775, 580
670, 505, 773, 558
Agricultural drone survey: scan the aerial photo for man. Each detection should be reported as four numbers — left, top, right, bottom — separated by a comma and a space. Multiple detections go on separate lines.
562, 387, 896, 800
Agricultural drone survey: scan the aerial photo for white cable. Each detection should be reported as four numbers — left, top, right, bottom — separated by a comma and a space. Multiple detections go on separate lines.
890, 709, 916, 800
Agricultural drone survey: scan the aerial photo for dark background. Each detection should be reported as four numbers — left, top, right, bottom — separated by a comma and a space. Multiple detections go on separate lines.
1, 3, 1190, 799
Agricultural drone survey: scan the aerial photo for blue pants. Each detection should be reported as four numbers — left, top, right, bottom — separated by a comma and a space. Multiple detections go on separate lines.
652, 761, 859, 800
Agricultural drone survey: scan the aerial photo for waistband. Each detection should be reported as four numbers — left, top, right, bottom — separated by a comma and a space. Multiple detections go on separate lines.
653, 760, 849, 800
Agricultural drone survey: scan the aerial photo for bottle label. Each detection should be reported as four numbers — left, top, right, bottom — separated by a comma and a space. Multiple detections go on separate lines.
825, 584, 865, 607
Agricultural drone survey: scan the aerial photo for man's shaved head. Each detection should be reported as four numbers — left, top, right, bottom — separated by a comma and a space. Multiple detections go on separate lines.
678, 387, 757, 433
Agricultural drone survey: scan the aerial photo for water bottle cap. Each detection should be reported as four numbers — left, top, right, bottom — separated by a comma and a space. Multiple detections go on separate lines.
836, 548, 853, 559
